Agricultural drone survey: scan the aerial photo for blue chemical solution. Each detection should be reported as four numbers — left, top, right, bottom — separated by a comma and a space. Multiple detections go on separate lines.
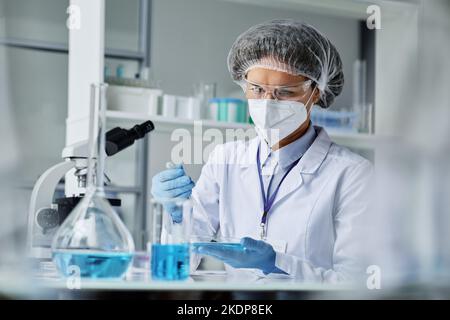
192, 242, 245, 252
53, 250, 132, 279
151, 244, 190, 281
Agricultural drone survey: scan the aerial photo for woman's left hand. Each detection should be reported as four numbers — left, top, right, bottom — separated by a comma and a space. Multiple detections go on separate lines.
195, 237, 285, 275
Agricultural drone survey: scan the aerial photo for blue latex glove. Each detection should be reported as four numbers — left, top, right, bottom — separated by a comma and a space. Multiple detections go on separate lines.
195, 237, 285, 275
151, 164, 195, 222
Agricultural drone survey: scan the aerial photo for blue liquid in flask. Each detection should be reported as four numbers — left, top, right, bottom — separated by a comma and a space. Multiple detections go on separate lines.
151, 244, 190, 280
53, 249, 132, 279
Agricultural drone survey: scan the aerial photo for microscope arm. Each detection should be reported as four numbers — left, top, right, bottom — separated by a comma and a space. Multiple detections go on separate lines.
27, 160, 75, 257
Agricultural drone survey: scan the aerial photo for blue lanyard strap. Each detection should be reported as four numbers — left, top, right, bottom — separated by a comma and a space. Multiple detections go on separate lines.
256, 144, 301, 238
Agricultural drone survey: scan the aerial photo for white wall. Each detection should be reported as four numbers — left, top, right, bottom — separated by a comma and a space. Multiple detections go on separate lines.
150, 0, 361, 109
3, 0, 69, 43
6, 47, 68, 184
0, 1, 16, 171
2, 0, 140, 50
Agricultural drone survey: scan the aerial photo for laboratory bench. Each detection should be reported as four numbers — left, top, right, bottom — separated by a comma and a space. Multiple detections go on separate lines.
40, 272, 354, 299
4, 267, 449, 299
1, 266, 353, 300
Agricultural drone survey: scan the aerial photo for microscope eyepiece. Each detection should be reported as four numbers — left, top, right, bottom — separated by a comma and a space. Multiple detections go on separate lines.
131, 120, 155, 139
105, 120, 155, 156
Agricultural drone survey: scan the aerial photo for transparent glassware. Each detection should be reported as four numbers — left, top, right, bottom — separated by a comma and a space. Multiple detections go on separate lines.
193, 82, 216, 119
52, 84, 135, 279
150, 198, 192, 281
191, 236, 245, 253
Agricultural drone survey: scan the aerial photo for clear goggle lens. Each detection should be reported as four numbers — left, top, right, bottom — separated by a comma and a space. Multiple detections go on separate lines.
245, 79, 314, 101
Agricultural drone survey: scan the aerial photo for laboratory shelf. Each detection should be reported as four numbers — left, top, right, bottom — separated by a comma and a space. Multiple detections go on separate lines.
325, 130, 378, 150
0, 37, 146, 61
221, 0, 418, 20
106, 110, 251, 130
106, 110, 378, 149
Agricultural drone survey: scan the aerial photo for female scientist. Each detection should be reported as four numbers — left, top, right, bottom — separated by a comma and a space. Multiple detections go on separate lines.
151, 19, 372, 282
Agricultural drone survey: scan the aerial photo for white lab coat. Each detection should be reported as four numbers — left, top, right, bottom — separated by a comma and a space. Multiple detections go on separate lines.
191, 126, 373, 283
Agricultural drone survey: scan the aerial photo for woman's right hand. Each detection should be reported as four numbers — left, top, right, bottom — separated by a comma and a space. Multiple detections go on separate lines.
151, 164, 195, 200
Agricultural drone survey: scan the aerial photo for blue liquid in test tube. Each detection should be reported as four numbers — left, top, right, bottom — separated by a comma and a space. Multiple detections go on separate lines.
151, 244, 190, 280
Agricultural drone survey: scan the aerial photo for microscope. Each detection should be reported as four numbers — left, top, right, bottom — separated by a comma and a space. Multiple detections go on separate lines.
27, 120, 155, 259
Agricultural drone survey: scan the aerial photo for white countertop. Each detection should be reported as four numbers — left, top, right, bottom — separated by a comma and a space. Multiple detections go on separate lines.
35, 272, 350, 292
1, 266, 352, 294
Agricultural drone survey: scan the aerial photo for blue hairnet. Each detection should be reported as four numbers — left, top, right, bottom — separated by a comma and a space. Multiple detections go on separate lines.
227, 19, 344, 108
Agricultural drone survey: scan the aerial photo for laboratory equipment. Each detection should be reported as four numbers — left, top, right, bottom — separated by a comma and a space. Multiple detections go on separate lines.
192, 236, 244, 252
107, 85, 162, 116
105, 76, 161, 89
52, 83, 135, 279
105, 120, 154, 156
177, 96, 201, 120
192, 242, 244, 252
27, 88, 154, 260
104, 64, 111, 78
116, 64, 125, 78
352, 60, 373, 133
208, 98, 219, 121
359, 103, 373, 134
210, 98, 247, 123
161, 94, 201, 120
150, 198, 193, 281
132, 251, 150, 271
161, 94, 177, 117
310, 108, 358, 132
193, 82, 216, 119
352, 60, 366, 113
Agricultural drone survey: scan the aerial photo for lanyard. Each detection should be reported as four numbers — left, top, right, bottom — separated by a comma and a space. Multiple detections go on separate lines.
256, 144, 301, 240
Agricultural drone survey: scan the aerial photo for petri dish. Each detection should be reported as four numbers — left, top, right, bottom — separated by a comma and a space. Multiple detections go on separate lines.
191, 236, 245, 252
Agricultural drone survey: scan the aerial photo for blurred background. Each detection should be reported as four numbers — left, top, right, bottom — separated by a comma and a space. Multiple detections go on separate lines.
0, 0, 449, 299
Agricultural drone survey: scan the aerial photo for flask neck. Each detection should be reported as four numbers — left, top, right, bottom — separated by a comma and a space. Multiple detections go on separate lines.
86, 83, 108, 191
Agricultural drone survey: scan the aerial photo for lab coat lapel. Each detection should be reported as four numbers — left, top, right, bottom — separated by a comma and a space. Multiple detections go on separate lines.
239, 138, 265, 214
271, 162, 303, 206
271, 126, 332, 206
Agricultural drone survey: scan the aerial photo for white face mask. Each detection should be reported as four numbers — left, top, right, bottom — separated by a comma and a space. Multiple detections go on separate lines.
248, 98, 312, 147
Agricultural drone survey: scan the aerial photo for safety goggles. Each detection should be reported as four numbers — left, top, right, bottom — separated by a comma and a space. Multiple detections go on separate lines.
244, 78, 314, 101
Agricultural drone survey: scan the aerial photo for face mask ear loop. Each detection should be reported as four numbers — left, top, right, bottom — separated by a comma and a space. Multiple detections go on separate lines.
305, 87, 317, 118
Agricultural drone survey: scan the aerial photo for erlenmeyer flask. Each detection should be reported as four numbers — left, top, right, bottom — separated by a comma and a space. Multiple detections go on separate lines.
52, 84, 135, 279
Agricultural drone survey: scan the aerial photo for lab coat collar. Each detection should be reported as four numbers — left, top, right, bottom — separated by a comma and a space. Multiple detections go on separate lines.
259, 122, 317, 170
244, 125, 331, 175
296, 126, 331, 174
